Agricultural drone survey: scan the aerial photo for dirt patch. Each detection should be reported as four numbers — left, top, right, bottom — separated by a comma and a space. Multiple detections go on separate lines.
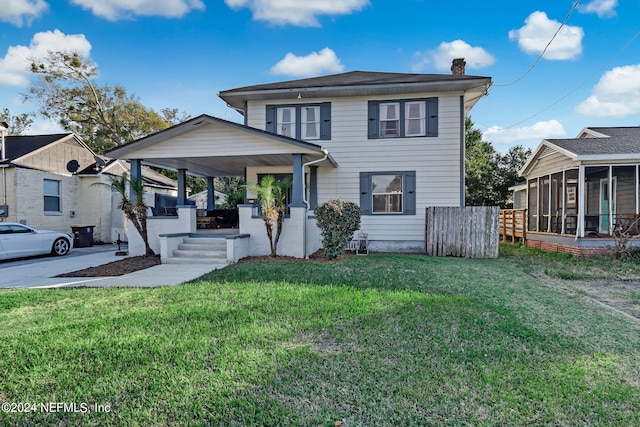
55, 255, 161, 277
540, 275, 640, 320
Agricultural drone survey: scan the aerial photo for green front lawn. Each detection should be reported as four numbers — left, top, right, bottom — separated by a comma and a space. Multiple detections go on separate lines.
1, 249, 639, 426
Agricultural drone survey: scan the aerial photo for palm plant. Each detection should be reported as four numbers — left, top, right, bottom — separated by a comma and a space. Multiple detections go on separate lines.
108, 173, 155, 256
245, 175, 290, 257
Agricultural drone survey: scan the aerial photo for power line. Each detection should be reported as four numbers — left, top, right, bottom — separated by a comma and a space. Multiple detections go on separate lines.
494, 0, 581, 87
500, 29, 640, 129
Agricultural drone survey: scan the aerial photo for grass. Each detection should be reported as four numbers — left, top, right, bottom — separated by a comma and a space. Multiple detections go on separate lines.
1, 249, 639, 426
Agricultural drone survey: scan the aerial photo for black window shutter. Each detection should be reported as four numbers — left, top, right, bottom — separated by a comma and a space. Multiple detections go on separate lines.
426, 98, 438, 137
320, 102, 331, 140
367, 101, 379, 139
359, 172, 371, 215
405, 171, 416, 215
266, 105, 276, 133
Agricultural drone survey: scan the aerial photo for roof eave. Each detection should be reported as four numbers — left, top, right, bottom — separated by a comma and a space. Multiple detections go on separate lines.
219, 78, 492, 111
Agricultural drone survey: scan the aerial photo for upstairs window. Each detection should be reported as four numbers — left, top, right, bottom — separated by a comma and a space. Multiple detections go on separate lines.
301, 106, 320, 140
368, 98, 438, 139
277, 107, 296, 137
379, 103, 400, 137
266, 103, 331, 141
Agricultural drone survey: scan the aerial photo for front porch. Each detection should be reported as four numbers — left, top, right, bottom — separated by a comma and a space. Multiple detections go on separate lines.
106, 115, 336, 262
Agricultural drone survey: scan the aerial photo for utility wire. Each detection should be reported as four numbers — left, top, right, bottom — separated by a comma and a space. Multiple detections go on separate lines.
494, 0, 581, 87
500, 29, 640, 129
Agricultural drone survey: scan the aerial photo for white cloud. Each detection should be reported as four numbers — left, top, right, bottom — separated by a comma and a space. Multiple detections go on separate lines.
578, 0, 617, 18
575, 64, 640, 117
412, 40, 495, 73
271, 48, 344, 77
225, 0, 369, 27
508, 11, 584, 60
483, 120, 566, 144
0, 0, 48, 27
0, 30, 92, 87
69, 0, 204, 21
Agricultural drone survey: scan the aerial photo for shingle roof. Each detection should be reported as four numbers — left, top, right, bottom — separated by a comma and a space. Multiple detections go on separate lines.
218, 70, 492, 111
220, 70, 488, 93
547, 127, 640, 156
2, 133, 72, 161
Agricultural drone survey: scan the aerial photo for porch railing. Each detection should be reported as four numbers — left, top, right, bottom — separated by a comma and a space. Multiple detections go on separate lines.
500, 209, 526, 242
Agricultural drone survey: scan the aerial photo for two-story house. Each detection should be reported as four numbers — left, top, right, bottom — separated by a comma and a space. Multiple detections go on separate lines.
107, 60, 492, 261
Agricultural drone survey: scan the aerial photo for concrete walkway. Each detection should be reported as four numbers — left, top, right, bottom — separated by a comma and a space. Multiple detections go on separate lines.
0, 246, 226, 289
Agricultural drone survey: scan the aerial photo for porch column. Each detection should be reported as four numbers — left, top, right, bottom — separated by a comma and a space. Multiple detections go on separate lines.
309, 166, 318, 209
536, 177, 540, 232
177, 168, 187, 205
291, 154, 305, 207
130, 159, 142, 201
561, 170, 566, 234
207, 177, 215, 210
577, 165, 585, 238
608, 165, 613, 235
634, 164, 640, 215
547, 173, 552, 232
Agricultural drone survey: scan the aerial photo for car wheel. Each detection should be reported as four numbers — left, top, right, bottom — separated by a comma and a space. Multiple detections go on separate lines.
52, 238, 71, 256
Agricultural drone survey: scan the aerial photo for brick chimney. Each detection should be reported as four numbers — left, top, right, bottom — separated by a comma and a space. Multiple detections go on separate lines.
451, 58, 466, 75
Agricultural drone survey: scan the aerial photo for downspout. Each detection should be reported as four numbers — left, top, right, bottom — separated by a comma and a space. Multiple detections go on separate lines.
301, 149, 329, 258
302, 149, 329, 209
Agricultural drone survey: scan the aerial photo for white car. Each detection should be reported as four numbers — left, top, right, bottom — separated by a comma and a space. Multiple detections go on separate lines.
0, 223, 74, 260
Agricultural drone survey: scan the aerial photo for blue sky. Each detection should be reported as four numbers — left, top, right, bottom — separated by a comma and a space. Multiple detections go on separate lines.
0, 0, 638, 152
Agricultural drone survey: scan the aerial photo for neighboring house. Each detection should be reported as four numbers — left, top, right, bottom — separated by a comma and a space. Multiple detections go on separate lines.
518, 126, 640, 256
77, 159, 178, 242
106, 60, 492, 259
0, 129, 177, 243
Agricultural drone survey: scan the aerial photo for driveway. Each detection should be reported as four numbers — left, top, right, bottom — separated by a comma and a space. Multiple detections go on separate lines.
0, 245, 224, 289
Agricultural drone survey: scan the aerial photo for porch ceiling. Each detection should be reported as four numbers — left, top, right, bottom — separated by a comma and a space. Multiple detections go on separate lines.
138, 153, 335, 178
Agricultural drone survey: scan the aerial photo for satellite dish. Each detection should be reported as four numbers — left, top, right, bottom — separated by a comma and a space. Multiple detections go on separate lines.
66, 160, 80, 173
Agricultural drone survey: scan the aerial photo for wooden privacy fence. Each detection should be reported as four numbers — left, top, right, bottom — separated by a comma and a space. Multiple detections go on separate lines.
425, 206, 499, 259
499, 209, 527, 242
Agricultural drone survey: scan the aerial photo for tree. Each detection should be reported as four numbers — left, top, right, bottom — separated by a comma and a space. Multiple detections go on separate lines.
244, 175, 290, 257
465, 117, 531, 207
0, 108, 34, 135
23, 51, 180, 153
103, 173, 155, 256
465, 117, 499, 206
216, 177, 245, 208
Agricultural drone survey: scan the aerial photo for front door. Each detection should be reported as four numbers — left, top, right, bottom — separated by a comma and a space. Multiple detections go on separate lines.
599, 178, 616, 233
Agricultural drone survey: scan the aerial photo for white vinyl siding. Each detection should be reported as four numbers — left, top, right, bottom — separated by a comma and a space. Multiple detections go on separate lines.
247, 93, 462, 242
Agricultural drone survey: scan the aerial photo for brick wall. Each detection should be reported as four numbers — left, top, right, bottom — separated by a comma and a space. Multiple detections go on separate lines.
525, 238, 612, 257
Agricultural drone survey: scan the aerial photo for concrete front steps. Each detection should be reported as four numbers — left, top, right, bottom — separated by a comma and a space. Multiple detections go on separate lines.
163, 236, 227, 264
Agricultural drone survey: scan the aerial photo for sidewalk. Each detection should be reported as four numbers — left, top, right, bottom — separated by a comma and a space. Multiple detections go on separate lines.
0, 247, 225, 289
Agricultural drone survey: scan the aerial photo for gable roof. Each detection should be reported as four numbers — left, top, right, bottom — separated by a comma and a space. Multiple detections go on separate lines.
219, 70, 492, 112
1, 133, 73, 162
105, 114, 337, 177
519, 126, 640, 176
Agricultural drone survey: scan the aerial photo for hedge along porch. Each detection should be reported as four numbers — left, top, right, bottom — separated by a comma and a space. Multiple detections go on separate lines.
105, 115, 337, 260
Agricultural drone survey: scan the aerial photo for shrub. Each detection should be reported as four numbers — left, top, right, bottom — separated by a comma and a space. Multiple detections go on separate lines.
314, 199, 361, 258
